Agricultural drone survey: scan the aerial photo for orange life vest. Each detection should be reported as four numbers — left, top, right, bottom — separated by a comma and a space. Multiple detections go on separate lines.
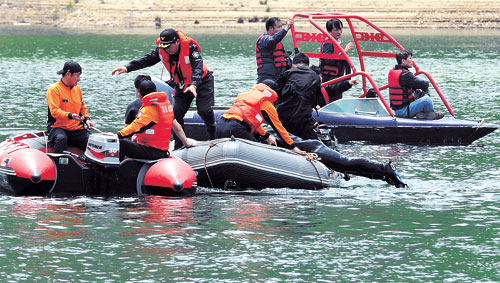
388, 69, 414, 110
223, 84, 278, 133
255, 34, 288, 70
135, 92, 174, 151
156, 30, 208, 92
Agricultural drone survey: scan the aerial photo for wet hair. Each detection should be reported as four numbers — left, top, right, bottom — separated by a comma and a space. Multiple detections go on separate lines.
292, 52, 310, 66
310, 65, 321, 75
395, 49, 413, 65
326, 18, 343, 32
265, 17, 281, 31
134, 75, 152, 89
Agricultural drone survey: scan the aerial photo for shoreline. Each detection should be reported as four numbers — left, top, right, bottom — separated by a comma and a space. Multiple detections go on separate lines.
2, 24, 500, 37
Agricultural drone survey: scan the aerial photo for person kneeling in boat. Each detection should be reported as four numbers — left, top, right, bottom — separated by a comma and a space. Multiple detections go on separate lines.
46, 61, 95, 153
215, 80, 306, 155
117, 80, 193, 160
388, 49, 444, 120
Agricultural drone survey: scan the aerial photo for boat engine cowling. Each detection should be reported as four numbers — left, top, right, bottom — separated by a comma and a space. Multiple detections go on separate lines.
84, 133, 120, 165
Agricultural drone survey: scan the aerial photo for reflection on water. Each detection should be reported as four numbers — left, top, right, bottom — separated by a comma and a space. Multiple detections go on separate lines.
0, 32, 499, 281
1, 191, 499, 281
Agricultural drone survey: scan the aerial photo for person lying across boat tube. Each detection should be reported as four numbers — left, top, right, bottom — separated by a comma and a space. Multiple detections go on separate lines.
46, 61, 95, 153
215, 80, 306, 155
116, 80, 193, 160
269, 55, 407, 188
388, 49, 444, 120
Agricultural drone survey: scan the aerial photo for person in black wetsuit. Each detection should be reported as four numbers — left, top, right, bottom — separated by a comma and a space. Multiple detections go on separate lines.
264, 127, 407, 188
274, 53, 323, 140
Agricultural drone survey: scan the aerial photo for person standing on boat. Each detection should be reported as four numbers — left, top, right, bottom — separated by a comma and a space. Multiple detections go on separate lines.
46, 61, 95, 153
117, 80, 192, 160
388, 49, 444, 120
256, 17, 294, 83
319, 18, 354, 85
215, 80, 305, 155
274, 53, 323, 140
111, 28, 216, 149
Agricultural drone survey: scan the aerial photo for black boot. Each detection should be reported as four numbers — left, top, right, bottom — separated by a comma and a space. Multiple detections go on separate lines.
382, 162, 408, 188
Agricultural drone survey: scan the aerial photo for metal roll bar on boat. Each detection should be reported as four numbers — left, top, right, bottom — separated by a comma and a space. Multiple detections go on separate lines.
288, 12, 455, 118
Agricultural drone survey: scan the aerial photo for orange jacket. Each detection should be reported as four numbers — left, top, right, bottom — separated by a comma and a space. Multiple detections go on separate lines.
156, 30, 208, 92
119, 92, 174, 151
46, 80, 90, 131
223, 84, 295, 148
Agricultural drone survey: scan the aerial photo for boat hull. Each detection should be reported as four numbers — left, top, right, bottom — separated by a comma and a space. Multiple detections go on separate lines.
0, 132, 197, 197
182, 109, 497, 146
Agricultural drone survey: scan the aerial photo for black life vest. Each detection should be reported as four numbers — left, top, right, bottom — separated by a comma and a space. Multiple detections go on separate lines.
388, 69, 414, 110
255, 34, 288, 72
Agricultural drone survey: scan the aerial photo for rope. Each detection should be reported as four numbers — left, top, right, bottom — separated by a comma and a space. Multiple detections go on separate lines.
461, 118, 485, 144
305, 153, 324, 189
203, 141, 218, 188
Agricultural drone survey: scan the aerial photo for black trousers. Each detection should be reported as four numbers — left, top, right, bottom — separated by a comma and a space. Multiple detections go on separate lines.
283, 119, 318, 140
173, 71, 216, 149
119, 139, 168, 161
48, 127, 89, 153
215, 118, 257, 141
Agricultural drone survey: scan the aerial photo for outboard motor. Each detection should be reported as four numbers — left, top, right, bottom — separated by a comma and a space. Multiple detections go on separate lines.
84, 133, 120, 166
315, 124, 334, 147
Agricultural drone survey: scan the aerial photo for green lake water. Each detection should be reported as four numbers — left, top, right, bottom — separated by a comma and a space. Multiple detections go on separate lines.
0, 30, 499, 281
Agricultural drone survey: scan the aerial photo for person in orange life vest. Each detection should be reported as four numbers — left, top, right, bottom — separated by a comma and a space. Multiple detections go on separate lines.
319, 19, 354, 85
215, 79, 306, 155
111, 28, 215, 150
256, 17, 294, 83
388, 49, 444, 120
310, 65, 358, 105
46, 61, 95, 153
124, 75, 151, 127
117, 80, 193, 161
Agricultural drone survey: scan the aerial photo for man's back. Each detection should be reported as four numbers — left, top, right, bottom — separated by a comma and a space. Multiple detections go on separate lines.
275, 66, 321, 132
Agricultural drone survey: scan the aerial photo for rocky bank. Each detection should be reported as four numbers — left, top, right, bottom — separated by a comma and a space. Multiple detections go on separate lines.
1, 0, 499, 34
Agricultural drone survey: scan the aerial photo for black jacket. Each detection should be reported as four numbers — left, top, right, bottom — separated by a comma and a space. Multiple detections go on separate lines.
125, 43, 206, 89
394, 64, 429, 91
274, 66, 322, 138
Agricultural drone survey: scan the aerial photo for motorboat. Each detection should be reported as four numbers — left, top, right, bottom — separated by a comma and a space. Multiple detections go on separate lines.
0, 131, 196, 196
180, 12, 497, 145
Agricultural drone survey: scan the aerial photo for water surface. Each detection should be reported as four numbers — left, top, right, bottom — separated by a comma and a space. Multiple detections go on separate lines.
0, 31, 499, 282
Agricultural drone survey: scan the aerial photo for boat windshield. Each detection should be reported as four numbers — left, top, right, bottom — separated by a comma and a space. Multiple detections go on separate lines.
319, 98, 390, 116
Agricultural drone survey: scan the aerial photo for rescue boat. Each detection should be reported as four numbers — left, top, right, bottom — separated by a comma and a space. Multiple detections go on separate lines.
172, 137, 337, 190
180, 12, 497, 146
0, 131, 196, 197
